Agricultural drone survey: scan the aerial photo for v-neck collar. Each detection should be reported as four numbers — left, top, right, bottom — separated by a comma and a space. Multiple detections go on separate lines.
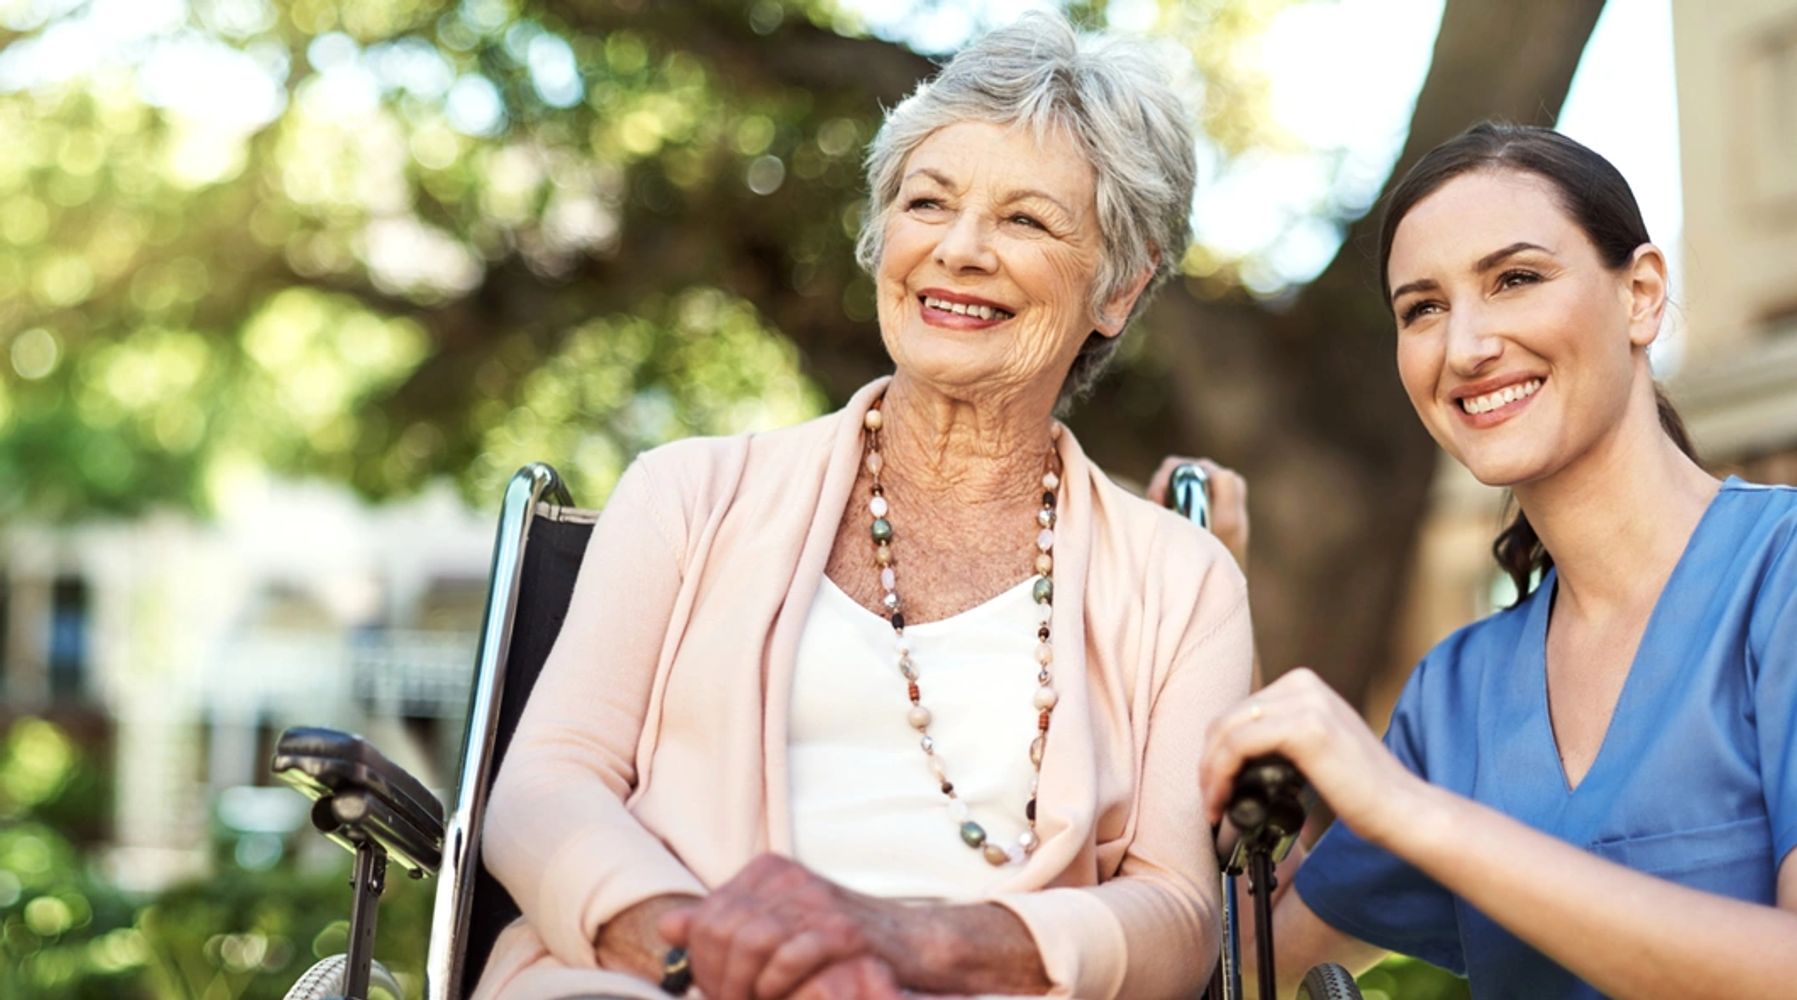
1520, 477, 1738, 798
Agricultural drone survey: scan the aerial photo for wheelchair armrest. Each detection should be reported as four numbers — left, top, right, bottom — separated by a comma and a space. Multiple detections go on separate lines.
272, 726, 446, 876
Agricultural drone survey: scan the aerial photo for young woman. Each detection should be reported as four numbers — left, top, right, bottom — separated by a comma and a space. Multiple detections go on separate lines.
1185, 123, 1797, 998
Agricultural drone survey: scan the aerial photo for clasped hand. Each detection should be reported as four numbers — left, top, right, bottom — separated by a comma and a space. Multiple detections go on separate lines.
658, 854, 912, 1000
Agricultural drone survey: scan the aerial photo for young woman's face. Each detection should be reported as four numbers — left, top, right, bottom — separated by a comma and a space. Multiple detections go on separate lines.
1387, 169, 1661, 488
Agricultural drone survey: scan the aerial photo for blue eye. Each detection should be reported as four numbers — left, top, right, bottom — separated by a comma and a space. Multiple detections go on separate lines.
1009, 213, 1044, 229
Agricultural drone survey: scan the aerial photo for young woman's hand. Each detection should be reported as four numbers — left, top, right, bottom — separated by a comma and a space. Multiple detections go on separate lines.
1146, 456, 1250, 570
1198, 667, 1427, 849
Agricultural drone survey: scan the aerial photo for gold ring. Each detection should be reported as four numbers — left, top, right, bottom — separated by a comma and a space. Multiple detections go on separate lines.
1248, 703, 1263, 722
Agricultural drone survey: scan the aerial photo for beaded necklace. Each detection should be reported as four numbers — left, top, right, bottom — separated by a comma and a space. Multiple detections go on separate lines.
860, 400, 1060, 867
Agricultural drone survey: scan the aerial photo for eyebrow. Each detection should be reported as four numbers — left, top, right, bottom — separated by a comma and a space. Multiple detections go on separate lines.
1476, 241, 1553, 271
1389, 241, 1556, 305
904, 167, 955, 189
901, 169, 1075, 217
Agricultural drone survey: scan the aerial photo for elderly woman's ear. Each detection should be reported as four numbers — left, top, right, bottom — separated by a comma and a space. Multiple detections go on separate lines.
1094, 261, 1159, 337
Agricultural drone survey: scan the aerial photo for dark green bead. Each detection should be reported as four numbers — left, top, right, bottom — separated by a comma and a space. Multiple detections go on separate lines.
870, 518, 893, 542
959, 821, 987, 848
1033, 576, 1053, 604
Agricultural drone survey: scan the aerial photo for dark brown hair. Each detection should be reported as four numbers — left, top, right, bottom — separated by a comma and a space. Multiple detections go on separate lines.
1378, 122, 1698, 604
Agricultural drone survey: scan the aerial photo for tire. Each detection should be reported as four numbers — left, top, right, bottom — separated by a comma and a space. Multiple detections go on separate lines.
1297, 962, 1363, 1000
282, 953, 405, 1000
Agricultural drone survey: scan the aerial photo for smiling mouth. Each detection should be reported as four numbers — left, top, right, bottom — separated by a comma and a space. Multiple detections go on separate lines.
1460, 378, 1543, 415
920, 294, 1015, 322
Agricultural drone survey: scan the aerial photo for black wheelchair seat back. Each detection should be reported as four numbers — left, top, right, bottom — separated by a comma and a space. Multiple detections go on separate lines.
456, 507, 592, 996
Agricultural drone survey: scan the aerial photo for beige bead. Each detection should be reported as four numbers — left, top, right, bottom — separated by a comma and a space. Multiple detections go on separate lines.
1035, 553, 1052, 575
1029, 735, 1046, 767
1035, 642, 1052, 665
1042, 470, 1060, 490
866, 451, 883, 475
1034, 686, 1059, 711
864, 408, 883, 431
875, 542, 892, 566
983, 842, 1010, 866
908, 705, 932, 730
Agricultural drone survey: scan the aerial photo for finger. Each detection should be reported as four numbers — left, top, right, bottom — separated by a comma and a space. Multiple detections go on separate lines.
1191, 460, 1247, 529
751, 929, 848, 1000
1198, 697, 1291, 824
687, 897, 760, 1000
790, 956, 900, 1000
1192, 458, 1245, 500
658, 906, 695, 948
717, 915, 790, 1000
1146, 455, 1190, 506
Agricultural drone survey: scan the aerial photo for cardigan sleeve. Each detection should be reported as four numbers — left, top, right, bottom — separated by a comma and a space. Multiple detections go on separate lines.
481, 457, 707, 969
995, 553, 1254, 999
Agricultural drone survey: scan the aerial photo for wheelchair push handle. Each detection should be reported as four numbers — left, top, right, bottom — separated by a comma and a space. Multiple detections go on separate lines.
1165, 462, 1211, 530
1227, 754, 1307, 838
1220, 753, 1312, 875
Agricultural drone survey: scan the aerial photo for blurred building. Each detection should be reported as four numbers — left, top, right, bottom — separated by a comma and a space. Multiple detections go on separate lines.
1386, 0, 1797, 718
0, 478, 494, 890
1669, 0, 1797, 480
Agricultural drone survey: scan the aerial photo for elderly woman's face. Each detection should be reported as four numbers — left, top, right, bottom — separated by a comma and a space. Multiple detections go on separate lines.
876, 121, 1115, 404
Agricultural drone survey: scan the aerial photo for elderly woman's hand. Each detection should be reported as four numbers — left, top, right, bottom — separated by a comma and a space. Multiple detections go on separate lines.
784, 955, 905, 1000
1146, 456, 1250, 570
1197, 667, 1429, 850
659, 854, 902, 1000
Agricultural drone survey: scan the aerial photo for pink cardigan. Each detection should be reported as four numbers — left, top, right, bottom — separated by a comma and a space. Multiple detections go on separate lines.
474, 379, 1253, 999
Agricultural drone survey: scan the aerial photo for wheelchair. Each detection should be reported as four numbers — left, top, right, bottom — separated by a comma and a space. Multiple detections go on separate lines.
271, 464, 589, 1000
269, 462, 1361, 1000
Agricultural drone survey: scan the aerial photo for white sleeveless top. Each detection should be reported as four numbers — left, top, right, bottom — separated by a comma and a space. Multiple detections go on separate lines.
788, 576, 1045, 900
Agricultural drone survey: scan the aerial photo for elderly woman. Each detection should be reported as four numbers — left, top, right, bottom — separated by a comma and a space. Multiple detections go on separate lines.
473, 13, 1251, 1000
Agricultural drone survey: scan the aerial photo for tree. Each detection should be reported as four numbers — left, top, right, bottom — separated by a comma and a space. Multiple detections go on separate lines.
0, 0, 1605, 705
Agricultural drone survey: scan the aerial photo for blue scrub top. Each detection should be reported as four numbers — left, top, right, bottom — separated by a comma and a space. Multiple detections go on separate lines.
1294, 478, 1797, 998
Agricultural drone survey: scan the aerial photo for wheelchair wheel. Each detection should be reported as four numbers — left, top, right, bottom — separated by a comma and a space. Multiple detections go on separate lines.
1297, 962, 1363, 1000
282, 953, 405, 1000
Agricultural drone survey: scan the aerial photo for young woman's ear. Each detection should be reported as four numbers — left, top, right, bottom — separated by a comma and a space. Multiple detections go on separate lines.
1625, 243, 1669, 349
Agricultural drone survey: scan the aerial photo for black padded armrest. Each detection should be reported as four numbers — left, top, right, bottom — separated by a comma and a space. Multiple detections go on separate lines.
272, 727, 446, 874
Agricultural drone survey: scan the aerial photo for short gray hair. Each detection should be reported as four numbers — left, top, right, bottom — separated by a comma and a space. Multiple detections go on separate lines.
855, 11, 1198, 403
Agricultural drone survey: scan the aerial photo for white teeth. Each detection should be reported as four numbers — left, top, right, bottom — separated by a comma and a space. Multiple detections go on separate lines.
1461, 378, 1542, 415
923, 296, 1012, 321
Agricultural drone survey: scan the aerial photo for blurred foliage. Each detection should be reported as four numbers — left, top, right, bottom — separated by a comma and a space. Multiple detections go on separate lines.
1362, 956, 1472, 1000
1, 716, 430, 999
0, 0, 1304, 519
